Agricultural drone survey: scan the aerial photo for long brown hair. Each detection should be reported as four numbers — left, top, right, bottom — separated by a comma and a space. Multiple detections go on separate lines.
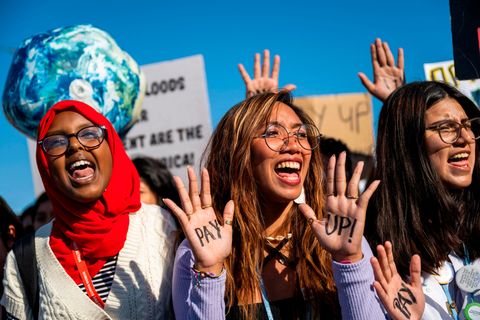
203, 92, 338, 318
366, 81, 480, 276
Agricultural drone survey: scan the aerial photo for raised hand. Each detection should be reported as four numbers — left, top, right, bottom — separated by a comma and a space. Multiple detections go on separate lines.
358, 38, 405, 102
238, 49, 296, 98
371, 241, 425, 320
163, 166, 234, 274
299, 152, 380, 262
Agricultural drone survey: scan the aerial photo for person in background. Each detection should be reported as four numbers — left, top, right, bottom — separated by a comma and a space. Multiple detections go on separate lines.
32, 192, 53, 231
132, 156, 181, 209
0, 196, 23, 320
358, 38, 405, 102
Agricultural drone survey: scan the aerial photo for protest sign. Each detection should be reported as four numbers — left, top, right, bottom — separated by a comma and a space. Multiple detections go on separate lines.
294, 93, 374, 155
424, 60, 480, 106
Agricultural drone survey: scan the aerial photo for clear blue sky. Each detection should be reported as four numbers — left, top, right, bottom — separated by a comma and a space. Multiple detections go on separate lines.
0, 0, 454, 213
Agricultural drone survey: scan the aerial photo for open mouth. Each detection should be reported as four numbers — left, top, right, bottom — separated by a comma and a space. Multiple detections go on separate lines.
448, 152, 470, 168
67, 159, 96, 184
275, 161, 302, 185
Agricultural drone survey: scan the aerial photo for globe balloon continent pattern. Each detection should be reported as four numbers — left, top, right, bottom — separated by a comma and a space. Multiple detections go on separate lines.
2, 24, 146, 139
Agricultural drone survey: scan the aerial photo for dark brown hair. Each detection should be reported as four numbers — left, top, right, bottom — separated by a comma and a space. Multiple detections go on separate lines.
366, 81, 480, 276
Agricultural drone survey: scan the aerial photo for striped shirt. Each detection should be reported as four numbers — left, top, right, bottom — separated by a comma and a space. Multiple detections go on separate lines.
6, 255, 118, 320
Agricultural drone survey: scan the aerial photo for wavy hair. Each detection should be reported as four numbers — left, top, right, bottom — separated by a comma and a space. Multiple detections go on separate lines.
366, 81, 480, 276
202, 92, 338, 319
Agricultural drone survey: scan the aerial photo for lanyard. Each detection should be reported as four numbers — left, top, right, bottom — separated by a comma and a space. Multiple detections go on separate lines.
71, 243, 105, 308
260, 278, 274, 320
441, 283, 460, 320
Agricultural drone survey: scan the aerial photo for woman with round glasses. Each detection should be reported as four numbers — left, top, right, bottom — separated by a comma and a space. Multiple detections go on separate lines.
364, 81, 480, 319
166, 92, 382, 319
1, 100, 177, 319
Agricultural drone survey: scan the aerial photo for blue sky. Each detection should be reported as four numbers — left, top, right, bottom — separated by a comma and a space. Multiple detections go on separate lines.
0, 0, 454, 212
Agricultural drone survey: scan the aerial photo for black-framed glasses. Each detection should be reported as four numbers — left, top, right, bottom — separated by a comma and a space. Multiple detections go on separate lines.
426, 117, 480, 144
258, 123, 321, 152
38, 125, 107, 156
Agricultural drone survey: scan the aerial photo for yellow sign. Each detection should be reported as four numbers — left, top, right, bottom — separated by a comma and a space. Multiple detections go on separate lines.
294, 93, 374, 155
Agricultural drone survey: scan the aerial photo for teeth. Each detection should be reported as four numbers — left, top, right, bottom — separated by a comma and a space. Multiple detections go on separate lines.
276, 161, 300, 170
451, 153, 469, 160
69, 160, 92, 171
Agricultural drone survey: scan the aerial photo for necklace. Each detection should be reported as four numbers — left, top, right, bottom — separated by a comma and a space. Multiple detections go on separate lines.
264, 232, 292, 242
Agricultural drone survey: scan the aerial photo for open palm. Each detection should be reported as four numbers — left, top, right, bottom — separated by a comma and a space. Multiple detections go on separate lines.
164, 167, 234, 272
300, 152, 379, 262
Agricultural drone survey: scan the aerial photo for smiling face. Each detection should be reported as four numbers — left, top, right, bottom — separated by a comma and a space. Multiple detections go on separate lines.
44, 111, 113, 203
424, 97, 476, 189
251, 102, 312, 204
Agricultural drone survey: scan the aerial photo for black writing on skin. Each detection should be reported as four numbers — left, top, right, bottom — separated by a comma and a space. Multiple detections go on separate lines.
393, 282, 417, 319
195, 220, 222, 247
325, 213, 357, 243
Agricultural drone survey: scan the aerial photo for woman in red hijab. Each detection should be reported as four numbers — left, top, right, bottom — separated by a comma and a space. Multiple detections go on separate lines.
1, 100, 176, 319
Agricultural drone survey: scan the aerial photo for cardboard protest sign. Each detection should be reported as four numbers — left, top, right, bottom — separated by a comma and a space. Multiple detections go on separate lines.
424, 60, 480, 106
294, 93, 374, 155
28, 55, 212, 196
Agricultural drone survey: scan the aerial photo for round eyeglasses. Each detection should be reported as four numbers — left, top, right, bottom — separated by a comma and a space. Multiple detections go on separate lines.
426, 117, 480, 144
258, 123, 321, 152
38, 125, 107, 156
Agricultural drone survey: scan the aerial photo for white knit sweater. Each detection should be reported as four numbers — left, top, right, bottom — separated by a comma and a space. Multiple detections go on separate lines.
1, 203, 177, 320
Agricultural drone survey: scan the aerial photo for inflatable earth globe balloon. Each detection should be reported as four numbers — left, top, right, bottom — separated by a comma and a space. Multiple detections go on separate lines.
2, 24, 146, 139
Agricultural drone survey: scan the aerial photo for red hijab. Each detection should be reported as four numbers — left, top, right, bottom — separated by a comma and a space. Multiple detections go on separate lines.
36, 100, 141, 284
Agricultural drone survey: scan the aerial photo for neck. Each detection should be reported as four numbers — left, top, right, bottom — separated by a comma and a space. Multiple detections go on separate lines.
261, 200, 295, 237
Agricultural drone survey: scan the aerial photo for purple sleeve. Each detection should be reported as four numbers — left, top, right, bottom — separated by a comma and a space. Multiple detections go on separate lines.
332, 237, 388, 320
172, 239, 226, 320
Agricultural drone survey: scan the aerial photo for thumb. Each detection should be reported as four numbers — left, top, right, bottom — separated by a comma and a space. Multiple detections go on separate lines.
409, 254, 423, 288
282, 84, 297, 92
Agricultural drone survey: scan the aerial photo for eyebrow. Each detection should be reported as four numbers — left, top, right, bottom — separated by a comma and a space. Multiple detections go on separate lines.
46, 122, 96, 136
427, 118, 470, 126
267, 120, 304, 129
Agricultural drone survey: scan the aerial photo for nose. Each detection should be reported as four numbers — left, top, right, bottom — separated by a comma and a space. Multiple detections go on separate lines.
65, 134, 84, 154
282, 133, 301, 153
457, 125, 475, 143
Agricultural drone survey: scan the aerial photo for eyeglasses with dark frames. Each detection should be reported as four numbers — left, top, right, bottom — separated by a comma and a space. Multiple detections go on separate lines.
38, 125, 107, 156
257, 123, 321, 152
425, 117, 480, 144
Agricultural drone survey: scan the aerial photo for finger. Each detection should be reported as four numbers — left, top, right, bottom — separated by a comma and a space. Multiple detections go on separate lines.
187, 166, 202, 211
238, 63, 252, 83
298, 203, 323, 235
384, 241, 398, 275
262, 49, 270, 78
370, 43, 380, 73
282, 84, 297, 92
271, 54, 280, 82
372, 281, 389, 305
371, 256, 388, 289
356, 180, 380, 210
383, 41, 395, 66
358, 72, 376, 94
375, 38, 387, 66
377, 244, 392, 282
163, 198, 189, 227
222, 199, 235, 230
200, 168, 212, 208
397, 48, 405, 73
335, 151, 347, 197
254, 53, 261, 79
173, 175, 193, 214
347, 161, 364, 199
409, 254, 423, 288
326, 155, 336, 197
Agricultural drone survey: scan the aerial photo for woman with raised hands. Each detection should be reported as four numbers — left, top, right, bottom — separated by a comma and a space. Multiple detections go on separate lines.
166, 91, 382, 319
365, 81, 480, 319
1, 100, 177, 319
